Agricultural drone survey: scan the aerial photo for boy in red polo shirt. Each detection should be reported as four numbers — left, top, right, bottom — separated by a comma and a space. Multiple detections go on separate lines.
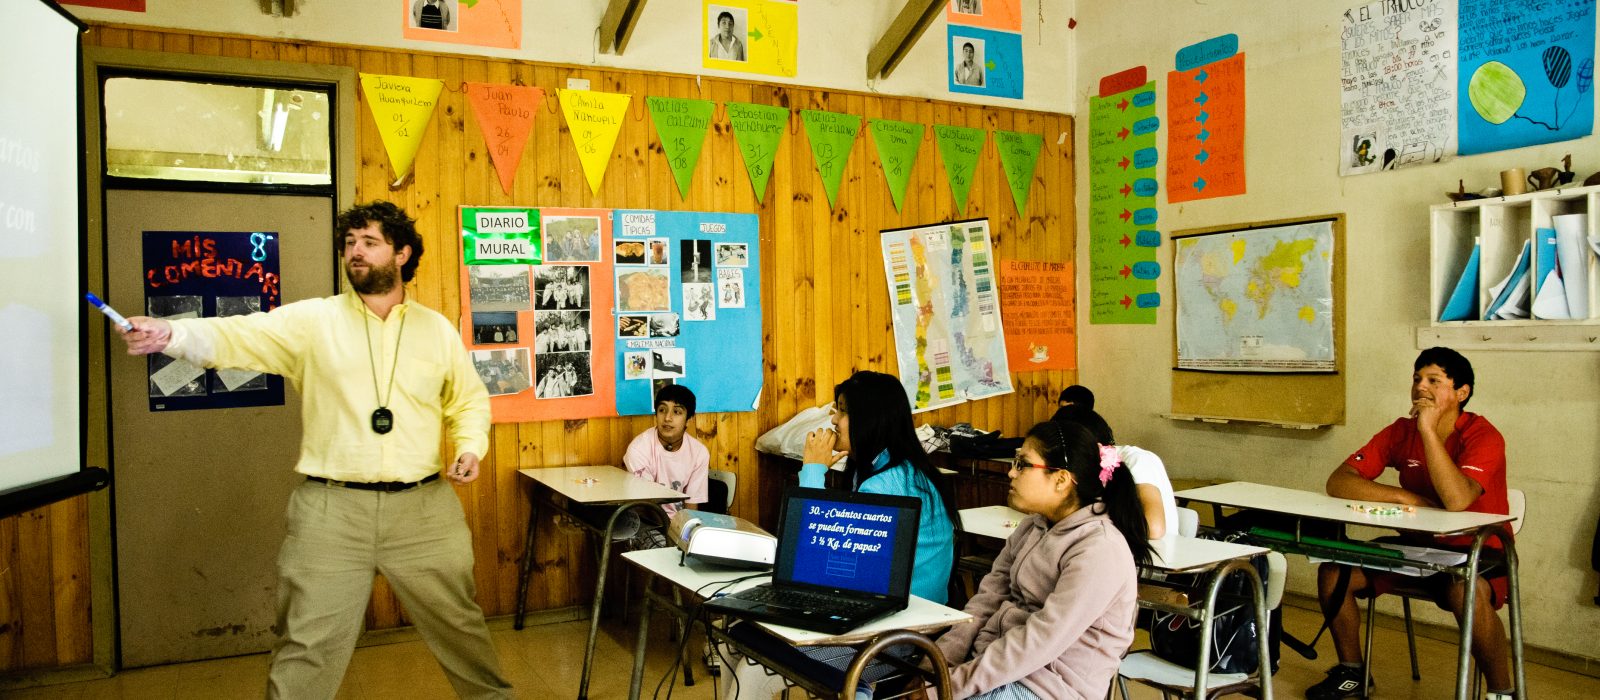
1307, 347, 1512, 700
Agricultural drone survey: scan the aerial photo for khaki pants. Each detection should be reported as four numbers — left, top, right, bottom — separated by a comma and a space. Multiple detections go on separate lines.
267, 479, 512, 699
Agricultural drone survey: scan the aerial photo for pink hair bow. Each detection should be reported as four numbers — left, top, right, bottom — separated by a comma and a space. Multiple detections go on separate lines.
1097, 444, 1120, 485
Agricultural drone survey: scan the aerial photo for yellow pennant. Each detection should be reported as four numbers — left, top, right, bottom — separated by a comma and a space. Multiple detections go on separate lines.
557, 89, 632, 195
359, 73, 444, 185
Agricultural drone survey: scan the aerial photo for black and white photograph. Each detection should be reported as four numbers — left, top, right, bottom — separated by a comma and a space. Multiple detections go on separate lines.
648, 313, 680, 338
952, 0, 981, 16
468, 264, 531, 312
471, 348, 531, 397
706, 6, 748, 62
535, 351, 593, 399
953, 38, 986, 87
647, 237, 670, 266
532, 265, 589, 311
717, 268, 745, 309
715, 242, 748, 267
472, 311, 521, 345
544, 215, 602, 262
534, 310, 591, 353
680, 238, 713, 283
619, 315, 650, 337
409, 0, 458, 32
683, 282, 716, 321
651, 348, 687, 379
614, 239, 646, 265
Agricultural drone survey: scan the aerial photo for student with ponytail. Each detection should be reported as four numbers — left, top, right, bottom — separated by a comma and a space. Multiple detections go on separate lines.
936, 420, 1150, 700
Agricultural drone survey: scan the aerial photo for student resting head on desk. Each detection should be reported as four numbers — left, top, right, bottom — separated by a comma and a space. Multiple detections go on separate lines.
1309, 346, 1512, 700
1051, 405, 1177, 546
935, 420, 1151, 700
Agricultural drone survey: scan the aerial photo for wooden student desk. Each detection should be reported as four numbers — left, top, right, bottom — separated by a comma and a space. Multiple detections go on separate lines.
1176, 481, 1524, 700
513, 466, 687, 700
957, 505, 1274, 698
620, 547, 969, 700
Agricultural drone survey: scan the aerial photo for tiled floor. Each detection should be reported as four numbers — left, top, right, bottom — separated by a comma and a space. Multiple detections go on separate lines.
9, 604, 1599, 699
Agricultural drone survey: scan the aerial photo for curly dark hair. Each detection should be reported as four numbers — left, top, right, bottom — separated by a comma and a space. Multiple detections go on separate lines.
334, 201, 424, 282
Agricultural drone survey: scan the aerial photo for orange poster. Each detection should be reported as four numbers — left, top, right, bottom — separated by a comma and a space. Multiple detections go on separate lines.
466, 83, 545, 195
997, 260, 1076, 370
402, 0, 520, 50
946, 0, 1020, 32
1167, 52, 1245, 202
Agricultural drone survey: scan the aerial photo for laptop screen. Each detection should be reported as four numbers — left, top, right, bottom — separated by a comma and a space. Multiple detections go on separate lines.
775, 487, 920, 598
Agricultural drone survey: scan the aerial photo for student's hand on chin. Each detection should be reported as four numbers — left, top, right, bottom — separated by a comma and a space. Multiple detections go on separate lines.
802, 429, 837, 465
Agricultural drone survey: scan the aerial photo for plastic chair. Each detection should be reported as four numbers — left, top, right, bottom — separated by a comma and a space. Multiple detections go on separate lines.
1360, 488, 1525, 688
1177, 507, 1201, 538
706, 469, 737, 515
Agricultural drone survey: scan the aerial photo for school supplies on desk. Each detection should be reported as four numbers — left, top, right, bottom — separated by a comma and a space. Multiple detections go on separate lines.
1246, 527, 1405, 559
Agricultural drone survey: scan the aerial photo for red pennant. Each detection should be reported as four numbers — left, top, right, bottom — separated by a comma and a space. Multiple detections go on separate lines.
466, 83, 545, 195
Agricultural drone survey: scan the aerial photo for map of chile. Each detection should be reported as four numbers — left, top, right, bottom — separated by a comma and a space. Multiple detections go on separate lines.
1468, 45, 1594, 132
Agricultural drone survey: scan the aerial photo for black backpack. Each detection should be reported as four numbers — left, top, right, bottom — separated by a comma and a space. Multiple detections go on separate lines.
1146, 531, 1274, 675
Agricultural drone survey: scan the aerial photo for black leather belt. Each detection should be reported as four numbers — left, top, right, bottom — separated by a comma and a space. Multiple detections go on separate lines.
306, 473, 439, 492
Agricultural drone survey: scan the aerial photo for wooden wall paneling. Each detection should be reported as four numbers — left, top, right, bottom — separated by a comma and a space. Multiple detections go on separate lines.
5, 28, 1077, 673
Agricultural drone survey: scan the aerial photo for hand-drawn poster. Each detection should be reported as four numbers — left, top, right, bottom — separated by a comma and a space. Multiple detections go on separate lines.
1089, 67, 1161, 325
703, 0, 798, 78
1458, 0, 1594, 155
880, 219, 1013, 412
997, 260, 1075, 371
1339, 0, 1457, 175
1174, 220, 1335, 372
949, 25, 1023, 99
402, 0, 521, 50
459, 208, 762, 421
1168, 35, 1244, 202
465, 83, 544, 194
142, 231, 283, 412
359, 73, 444, 185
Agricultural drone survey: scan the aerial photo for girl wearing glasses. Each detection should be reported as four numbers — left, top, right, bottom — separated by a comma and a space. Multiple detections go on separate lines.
936, 421, 1151, 700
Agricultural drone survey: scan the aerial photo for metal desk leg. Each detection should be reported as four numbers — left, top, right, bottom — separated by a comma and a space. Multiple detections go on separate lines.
1454, 524, 1523, 700
579, 502, 671, 700
1456, 529, 1490, 700
514, 495, 541, 630
1501, 527, 1525, 700
629, 582, 654, 700
1193, 560, 1271, 700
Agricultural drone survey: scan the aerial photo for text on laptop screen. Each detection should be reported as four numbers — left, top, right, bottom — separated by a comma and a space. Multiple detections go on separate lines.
789, 497, 900, 595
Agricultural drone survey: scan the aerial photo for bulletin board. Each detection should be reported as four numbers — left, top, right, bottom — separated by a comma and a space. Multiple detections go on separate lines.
1169, 214, 1346, 427
458, 206, 763, 423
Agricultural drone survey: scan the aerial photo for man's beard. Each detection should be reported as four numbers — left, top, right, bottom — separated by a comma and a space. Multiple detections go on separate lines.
348, 259, 401, 295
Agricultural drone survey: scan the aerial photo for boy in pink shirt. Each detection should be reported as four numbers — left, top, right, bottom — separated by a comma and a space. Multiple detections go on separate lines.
626, 385, 709, 517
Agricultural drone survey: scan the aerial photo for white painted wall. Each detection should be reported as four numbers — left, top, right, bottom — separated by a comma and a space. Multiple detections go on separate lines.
63, 0, 1076, 113
1074, 0, 1600, 663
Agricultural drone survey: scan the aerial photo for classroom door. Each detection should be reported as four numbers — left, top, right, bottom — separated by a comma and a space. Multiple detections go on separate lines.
107, 190, 335, 667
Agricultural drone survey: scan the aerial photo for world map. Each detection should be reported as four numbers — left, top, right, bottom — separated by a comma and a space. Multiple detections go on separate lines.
1174, 221, 1335, 372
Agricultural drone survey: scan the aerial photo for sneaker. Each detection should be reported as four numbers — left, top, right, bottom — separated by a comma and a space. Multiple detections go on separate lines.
1305, 664, 1371, 700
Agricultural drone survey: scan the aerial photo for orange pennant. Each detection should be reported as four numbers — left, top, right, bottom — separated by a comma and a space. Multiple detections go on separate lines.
466, 83, 545, 195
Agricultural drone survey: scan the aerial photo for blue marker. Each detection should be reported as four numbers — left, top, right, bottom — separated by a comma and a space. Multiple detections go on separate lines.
85, 292, 134, 332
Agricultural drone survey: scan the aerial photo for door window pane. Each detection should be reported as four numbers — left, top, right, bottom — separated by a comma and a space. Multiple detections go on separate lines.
104, 77, 331, 186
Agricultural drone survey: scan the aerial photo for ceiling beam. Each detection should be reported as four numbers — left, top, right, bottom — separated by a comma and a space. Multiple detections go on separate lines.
866, 0, 945, 81
599, 0, 651, 55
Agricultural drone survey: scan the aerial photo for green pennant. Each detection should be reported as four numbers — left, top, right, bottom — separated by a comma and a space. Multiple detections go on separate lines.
934, 124, 986, 213
646, 96, 715, 200
726, 102, 788, 203
800, 109, 862, 209
994, 130, 1043, 216
868, 119, 924, 212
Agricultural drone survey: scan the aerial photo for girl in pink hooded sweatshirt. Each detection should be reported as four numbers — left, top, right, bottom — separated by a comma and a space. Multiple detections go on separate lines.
937, 421, 1152, 699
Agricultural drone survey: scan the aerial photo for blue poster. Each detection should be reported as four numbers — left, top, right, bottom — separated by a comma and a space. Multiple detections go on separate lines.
141, 231, 284, 412
1458, 0, 1595, 155
948, 25, 1024, 99
613, 210, 762, 415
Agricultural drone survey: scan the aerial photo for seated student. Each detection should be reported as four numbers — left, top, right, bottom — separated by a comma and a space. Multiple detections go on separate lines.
1052, 405, 1177, 544
577, 385, 708, 547
1308, 347, 1512, 700
937, 421, 1151, 699
1056, 384, 1095, 411
799, 370, 958, 603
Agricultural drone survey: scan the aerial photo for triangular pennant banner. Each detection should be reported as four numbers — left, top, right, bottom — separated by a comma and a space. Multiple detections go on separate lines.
646, 96, 715, 200
800, 109, 862, 209
726, 102, 789, 203
359, 73, 445, 185
868, 119, 924, 212
557, 88, 632, 195
465, 82, 545, 195
934, 124, 986, 213
994, 130, 1043, 216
